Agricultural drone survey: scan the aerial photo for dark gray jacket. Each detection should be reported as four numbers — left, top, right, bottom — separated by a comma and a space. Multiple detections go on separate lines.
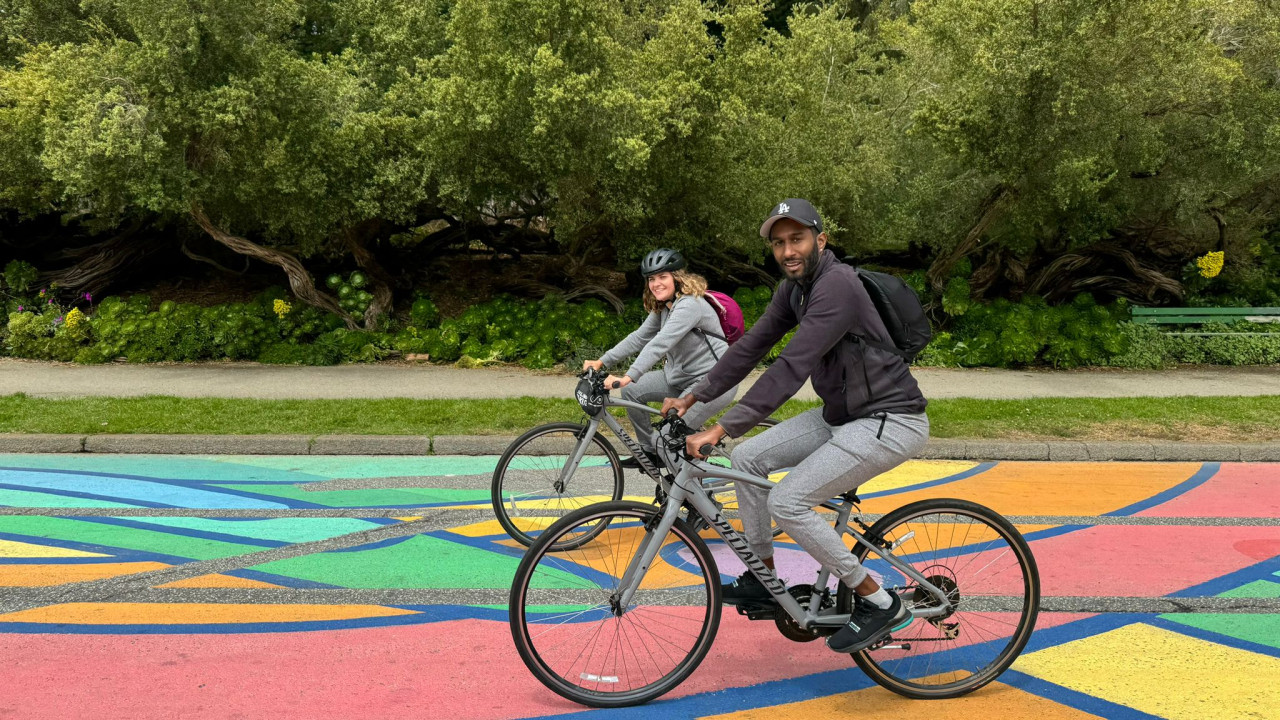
690, 249, 926, 437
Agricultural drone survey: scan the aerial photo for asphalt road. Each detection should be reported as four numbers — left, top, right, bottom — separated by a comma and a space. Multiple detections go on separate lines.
0, 453, 1276, 719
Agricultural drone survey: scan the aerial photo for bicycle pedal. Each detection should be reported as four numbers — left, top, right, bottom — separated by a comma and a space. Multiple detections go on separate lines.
734, 603, 778, 621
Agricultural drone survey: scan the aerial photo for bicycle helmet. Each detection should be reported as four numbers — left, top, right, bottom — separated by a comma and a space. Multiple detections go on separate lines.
640, 248, 686, 277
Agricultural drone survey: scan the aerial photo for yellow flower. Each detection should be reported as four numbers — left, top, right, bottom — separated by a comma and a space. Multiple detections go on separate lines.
1195, 251, 1224, 279
64, 308, 85, 328
273, 298, 292, 318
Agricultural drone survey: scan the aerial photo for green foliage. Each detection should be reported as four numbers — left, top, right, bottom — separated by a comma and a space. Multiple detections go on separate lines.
2, 260, 38, 294
922, 294, 1129, 368
409, 297, 440, 329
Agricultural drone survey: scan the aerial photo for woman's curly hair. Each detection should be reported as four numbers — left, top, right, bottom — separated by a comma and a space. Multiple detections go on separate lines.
643, 269, 708, 313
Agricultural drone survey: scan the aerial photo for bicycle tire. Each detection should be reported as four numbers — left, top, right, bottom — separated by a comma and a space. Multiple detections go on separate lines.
491, 422, 624, 548
837, 498, 1040, 699
509, 501, 722, 708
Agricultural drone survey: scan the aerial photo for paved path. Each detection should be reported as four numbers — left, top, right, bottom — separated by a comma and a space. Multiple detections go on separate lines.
0, 454, 1276, 718
3, 358, 1279, 400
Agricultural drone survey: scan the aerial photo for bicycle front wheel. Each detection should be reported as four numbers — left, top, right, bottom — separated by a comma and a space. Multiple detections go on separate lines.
491, 422, 624, 547
838, 498, 1040, 699
509, 501, 722, 708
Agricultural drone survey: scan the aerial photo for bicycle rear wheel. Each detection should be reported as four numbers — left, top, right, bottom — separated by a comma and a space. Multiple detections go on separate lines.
509, 501, 722, 708
837, 498, 1040, 699
491, 422, 624, 548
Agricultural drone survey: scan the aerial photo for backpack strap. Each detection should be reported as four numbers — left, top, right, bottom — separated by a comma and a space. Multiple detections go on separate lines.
692, 327, 725, 360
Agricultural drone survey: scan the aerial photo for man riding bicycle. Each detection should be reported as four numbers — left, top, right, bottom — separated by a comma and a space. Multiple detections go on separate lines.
663, 198, 929, 654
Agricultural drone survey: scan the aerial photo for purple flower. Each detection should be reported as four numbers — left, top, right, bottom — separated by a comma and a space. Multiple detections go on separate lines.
48, 299, 54, 305
85, 293, 93, 302
16, 306, 22, 312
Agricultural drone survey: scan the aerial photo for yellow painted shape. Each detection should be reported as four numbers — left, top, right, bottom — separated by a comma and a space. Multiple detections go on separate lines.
0, 539, 109, 558
0, 603, 420, 625
392, 516, 422, 522
0, 562, 169, 587
775, 524, 1056, 550
700, 678, 1103, 720
156, 574, 284, 589
855, 462, 1200, 517
1014, 623, 1280, 720
860, 460, 981, 494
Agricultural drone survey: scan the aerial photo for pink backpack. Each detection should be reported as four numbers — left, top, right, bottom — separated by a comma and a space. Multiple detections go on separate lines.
700, 291, 745, 352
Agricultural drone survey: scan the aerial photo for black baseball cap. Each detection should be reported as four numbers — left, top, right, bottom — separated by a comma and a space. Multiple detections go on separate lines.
759, 198, 823, 239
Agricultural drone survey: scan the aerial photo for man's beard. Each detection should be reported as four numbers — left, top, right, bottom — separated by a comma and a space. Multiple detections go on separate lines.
784, 245, 822, 281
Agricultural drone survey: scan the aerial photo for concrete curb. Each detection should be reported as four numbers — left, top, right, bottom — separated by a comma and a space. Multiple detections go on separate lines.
1, 433, 1278, 461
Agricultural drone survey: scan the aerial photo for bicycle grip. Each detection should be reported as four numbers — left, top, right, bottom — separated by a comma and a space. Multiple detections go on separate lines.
698, 444, 715, 457
611, 381, 621, 389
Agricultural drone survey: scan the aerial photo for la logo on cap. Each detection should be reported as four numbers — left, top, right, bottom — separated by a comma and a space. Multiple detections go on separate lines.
777, 202, 790, 214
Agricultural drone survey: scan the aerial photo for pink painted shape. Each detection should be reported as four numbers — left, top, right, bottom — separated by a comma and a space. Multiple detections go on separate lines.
0, 612, 1090, 720
1135, 463, 1280, 518
1027, 524, 1280, 597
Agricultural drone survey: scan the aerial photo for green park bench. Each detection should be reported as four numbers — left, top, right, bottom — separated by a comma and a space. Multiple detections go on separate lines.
1131, 306, 1280, 335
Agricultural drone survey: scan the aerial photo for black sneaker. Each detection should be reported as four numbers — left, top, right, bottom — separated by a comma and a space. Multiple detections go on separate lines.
721, 570, 774, 606
825, 592, 910, 654
618, 449, 661, 471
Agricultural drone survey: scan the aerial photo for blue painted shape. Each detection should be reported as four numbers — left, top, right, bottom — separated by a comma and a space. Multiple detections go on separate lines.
1105, 462, 1220, 517
0, 455, 329, 484
132, 517, 386, 544
1001, 670, 1166, 720
1168, 553, 1280, 598
0, 468, 291, 509
0, 487, 136, 508
1146, 616, 1280, 660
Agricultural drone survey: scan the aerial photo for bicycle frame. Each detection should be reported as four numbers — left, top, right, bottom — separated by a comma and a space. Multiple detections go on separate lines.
557, 396, 671, 488
613, 445, 956, 631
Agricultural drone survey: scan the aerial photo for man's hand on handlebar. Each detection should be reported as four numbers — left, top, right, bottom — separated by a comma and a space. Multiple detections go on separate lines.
604, 374, 631, 390
686, 424, 726, 460
661, 395, 696, 418
582, 359, 604, 373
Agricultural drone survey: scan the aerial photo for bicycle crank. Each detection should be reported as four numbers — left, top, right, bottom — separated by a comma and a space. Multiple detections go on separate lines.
775, 584, 837, 642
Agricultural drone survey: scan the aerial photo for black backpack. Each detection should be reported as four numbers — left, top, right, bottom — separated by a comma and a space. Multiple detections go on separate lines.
851, 268, 932, 362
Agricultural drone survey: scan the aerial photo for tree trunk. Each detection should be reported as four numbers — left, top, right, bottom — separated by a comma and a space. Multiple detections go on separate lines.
46, 218, 163, 295
927, 185, 1012, 293
344, 223, 395, 329
190, 204, 356, 328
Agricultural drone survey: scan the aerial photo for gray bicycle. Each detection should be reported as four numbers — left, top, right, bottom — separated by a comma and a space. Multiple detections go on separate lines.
489, 368, 777, 548
509, 405, 1040, 708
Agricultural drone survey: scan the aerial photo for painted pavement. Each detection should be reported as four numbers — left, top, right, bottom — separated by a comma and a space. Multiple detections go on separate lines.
0, 455, 1276, 719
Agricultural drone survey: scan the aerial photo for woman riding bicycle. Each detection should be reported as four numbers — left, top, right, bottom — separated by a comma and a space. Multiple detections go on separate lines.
583, 248, 739, 469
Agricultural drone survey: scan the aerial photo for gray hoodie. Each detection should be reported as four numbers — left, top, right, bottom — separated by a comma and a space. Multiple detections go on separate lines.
691, 249, 927, 437
600, 294, 728, 389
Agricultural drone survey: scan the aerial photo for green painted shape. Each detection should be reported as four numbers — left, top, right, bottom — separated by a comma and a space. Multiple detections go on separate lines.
247, 534, 581, 589
0, 455, 328, 483
222, 456, 504, 478
1219, 579, 1280, 599
1160, 614, 1280, 651
213, 484, 485, 507
0, 489, 135, 508
0, 516, 261, 561
129, 517, 382, 543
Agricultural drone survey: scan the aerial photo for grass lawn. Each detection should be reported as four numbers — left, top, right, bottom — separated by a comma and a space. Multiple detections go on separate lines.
1, 394, 1277, 442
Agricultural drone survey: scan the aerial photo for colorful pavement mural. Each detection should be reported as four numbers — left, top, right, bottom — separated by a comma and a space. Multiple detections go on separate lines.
0, 454, 1276, 719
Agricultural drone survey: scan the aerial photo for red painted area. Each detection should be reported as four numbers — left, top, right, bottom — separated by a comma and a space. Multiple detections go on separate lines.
0, 612, 1090, 719
1136, 463, 1280, 518
1027, 524, 1280, 597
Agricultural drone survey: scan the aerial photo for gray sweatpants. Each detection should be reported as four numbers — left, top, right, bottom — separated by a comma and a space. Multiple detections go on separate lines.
622, 372, 738, 451
731, 408, 929, 586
